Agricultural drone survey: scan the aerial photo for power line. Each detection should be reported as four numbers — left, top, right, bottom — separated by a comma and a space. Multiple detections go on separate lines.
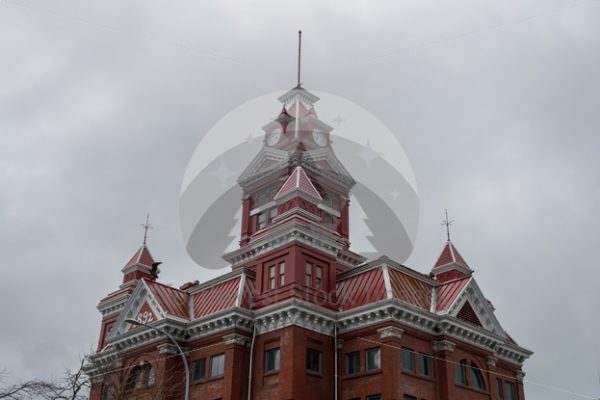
358, 336, 598, 399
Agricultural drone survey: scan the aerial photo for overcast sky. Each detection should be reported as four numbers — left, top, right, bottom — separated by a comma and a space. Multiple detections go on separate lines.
1, 1, 599, 399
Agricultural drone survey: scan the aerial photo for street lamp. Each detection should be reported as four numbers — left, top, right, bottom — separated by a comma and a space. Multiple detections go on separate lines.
125, 319, 190, 400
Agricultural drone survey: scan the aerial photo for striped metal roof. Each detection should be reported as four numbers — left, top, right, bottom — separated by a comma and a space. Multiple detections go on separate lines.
192, 276, 241, 318
433, 242, 469, 269
337, 268, 387, 311
388, 268, 432, 310
124, 245, 155, 268
146, 281, 189, 319
435, 276, 471, 312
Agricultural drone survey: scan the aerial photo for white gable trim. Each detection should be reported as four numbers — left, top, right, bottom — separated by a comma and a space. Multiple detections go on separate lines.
447, 279, 507, 337
109, 280, 167, 338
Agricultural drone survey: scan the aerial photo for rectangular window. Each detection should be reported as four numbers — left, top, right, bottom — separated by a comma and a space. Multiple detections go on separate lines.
306, 348, 322, 373
192, 358, 206, 381
269, 265, 276, 289
366, 395, 382, 400
305, 262, 313, 286
264, 348, 280, 373
269, 207, 278, 220
257, 212, 266, 230
279, 262, 285, 286
455, 360, 467, 385
345, 351, 360, 375
366, 347, 381, 371
401, 347, 415, 372
210, 353, 225, 377
418, 352, 431, 377
505, 382, 516, 400
403, 395, 417, 400
496, 378, 504, 399
315, 266, 323, 290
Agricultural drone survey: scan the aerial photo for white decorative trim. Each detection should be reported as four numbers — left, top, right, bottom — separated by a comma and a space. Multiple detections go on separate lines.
430, 287, 437, 313
253, 299, 337, 336
223, 222, 363, 267
431, 261, 471, 276
98, 295, 130, 316
109, 280, 167, 339
223, 333, 250, 347
236, 273, 247, 308
445, 279, 506, 337
432, 339, 456, 352
317, 203, 341, 218
486, 355, 498, 367
249, 201, 277, 217
157, 343, 178, 355
381, 264, 393, 300
337, 298, 532, 365
238, 147, 289, 185
377, 326, 404, 340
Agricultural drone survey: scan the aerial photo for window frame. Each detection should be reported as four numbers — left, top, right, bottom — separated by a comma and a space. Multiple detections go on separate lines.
455, 359, 468, 385
264, 348, 281, 373
470, 362, 486, 390
418, 352, 432, 377
209, 353, 225, 378
305, 262, 313, 286
192, 358, 206, 381
345, 351, 360, 375
365, 347, 381, 372
401, 347, 415, 373
306, 348, 323, 374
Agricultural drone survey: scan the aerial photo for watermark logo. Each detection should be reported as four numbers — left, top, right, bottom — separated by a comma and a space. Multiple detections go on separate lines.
179, 91, 419, 269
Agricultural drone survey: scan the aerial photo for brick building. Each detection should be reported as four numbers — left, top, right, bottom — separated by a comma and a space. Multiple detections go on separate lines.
87, 84, 532, 400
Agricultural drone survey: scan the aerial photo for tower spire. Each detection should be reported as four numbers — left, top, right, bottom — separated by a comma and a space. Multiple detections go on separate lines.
297, 30, 302, 87
141, 212, 152, 245
442, 209, 454, 242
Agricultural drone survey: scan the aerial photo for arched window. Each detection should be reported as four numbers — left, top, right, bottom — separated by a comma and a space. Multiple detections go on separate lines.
125, 362, 155, 391
143, 363, 155, 387
470, 362, 485, 390
455, 358, 486, 391
125, 366, 142, 391
455, 359, 467, 385
101, 385, 115, 400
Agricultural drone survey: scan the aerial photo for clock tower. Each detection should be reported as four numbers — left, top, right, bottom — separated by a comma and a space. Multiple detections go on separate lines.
223, 85, 365, 310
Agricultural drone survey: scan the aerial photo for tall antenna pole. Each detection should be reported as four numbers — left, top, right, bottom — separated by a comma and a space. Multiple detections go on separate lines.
297, 30, 302, 87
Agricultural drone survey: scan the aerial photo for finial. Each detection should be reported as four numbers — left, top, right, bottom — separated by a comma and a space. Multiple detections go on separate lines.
441, 209, 454, 242
141, 212, 152, 245
297, 30, 302, 87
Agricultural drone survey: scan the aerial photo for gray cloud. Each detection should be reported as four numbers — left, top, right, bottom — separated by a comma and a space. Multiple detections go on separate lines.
1, 0, 599, 398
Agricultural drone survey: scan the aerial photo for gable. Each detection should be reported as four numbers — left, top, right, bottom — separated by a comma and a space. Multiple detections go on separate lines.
445, 279, 507, 337
238, 147, 288, 184
456, 301, 482, 327
109, 280, 167, 339
130, 302, 159, 328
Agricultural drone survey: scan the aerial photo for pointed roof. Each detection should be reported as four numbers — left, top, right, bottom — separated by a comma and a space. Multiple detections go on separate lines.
274, 166, 322, 201
124, 245, 155, 269
433, 241, 470, 270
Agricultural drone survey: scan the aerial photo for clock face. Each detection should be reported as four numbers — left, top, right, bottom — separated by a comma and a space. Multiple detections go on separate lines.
267, 128, 282, 146
312, 129, 327, 146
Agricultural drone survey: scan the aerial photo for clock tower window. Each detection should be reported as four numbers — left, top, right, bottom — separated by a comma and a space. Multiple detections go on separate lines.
304, 262, 324, 290
267, 261, 286, 290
